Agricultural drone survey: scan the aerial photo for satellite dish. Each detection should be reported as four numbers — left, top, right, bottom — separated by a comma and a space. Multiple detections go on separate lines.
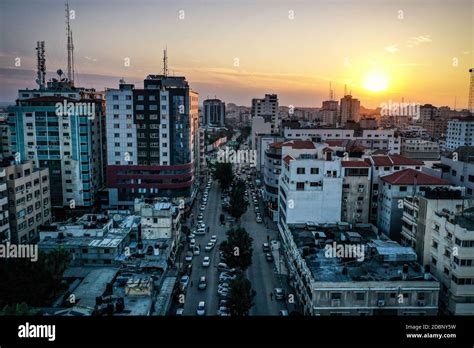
57, 69, 63, 77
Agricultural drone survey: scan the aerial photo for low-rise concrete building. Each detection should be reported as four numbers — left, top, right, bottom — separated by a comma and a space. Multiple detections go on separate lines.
278, 222, 440, 315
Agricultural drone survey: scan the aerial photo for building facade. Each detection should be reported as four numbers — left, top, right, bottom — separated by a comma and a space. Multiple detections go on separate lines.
105, 76, 199, 208
7, 78, 105, 208
1, 160, 51, 243
202, 98, 225, 127
446, 117, 474, 150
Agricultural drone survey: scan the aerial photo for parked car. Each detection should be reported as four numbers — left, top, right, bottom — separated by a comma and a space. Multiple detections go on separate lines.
274, 288, 285, 301
198, 276, 207, 290
217, 262, 229, 271
176, 308, 184, 316
180, 275, 190, 290
217, 306, 230, 316
256, 217, 263, 223
202, 256, 210, 267
196, 301, 206, 316
196, 227, 206, 235
185, 252, 193, 263
193, 245, 201, 256
279, 310, 289, 316
262, 243, 270, 252
265, 253, 274, 262
210, 235, 217, 244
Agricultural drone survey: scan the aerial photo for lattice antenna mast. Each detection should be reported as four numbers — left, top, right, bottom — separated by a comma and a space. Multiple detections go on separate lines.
469, 68, 474, 114
163, 48, 168, 77
36, 41, 46, 89
66, 2, 75, 85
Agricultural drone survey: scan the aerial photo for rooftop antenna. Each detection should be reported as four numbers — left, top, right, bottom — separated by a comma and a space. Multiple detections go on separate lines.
65, 2, 75, 86
329, 82, 334, 100
469, 68, 474, 113
344, 84, 347, 97
163, 47, 168, 77
35, 41, 46, 89
454, 95, 457, 110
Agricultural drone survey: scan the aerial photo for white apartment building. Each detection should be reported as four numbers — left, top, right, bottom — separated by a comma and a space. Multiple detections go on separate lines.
278, 143, 342, 225
429, 207, 474, 315
365, 154, 424, 226
341, 160, 372, 224
401, 138, 440, 160
446, 117, 474, 150
106, 82, 138, 166
251, 94, 279, 133
378, 168, 451, 241
284, 128, 401, 154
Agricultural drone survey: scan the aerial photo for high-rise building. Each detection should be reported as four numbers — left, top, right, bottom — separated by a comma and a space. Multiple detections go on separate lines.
339, 95, 360, 126
0, 165, 9, 243
1, 160, 51, 243
251, 94, 279, 133
7, 74, 105, 209
105, 75, 199, 208
203, 98, 225, 127
319, 100, 338, 126
445, 117, 474, 150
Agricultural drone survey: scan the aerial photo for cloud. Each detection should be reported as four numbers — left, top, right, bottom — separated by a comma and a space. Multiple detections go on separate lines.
384, 44, 399, 53
406, 35, 432, 48
84, 56, 98, 62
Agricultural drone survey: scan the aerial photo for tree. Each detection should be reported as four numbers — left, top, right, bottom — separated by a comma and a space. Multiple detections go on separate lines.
227, 274, 255, 316
229, 179, 248, 220
0, 249, 70, 309
219, 227, 253, 271
214, 162, 234, 190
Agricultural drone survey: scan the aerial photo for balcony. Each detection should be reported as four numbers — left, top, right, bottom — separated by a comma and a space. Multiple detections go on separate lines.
0, 196, 7, 206
0, 169, 5, 178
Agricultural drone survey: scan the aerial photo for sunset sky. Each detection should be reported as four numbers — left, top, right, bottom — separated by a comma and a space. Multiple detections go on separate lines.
0, 0, 472, 108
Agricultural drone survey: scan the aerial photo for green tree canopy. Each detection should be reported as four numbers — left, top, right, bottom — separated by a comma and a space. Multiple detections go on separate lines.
228, 273, 255, 316
219, 227, 253, 271
214, 162, 234, 190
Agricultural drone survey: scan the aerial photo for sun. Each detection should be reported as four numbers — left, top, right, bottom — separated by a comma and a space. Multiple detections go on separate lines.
362, 71, 389, 92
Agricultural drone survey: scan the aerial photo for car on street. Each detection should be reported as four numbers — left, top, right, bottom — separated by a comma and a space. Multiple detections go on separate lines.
256, 216, 263, 223
196, 301, 206, 316
176, 308, 184, 316
265, 253, 274, 262
196, 227, 206, 235
202, 256, 210, 267
219, 299, 229, 307
279, 310, 289, 316
185, 252, 193, 263
210, 235, 217, 243
217, 288, 230, 297
200, 205, 206, 211
205, 242, 215, 252
198, 276, 207, 290
193, 245, 201, 256
217, 306, 230, 316
217, 262, 229, 271
262, 243, 270, 252
274, 288, 285, 301
180, 275, 189, 290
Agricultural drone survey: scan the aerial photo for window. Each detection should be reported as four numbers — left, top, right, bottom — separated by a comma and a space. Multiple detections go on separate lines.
297, 168, 305, 174
311, 168, 319, 174
399, 186, 407, 192
296, 182, 305, 191
331, 293, 342, 300
355, 293, 365, 301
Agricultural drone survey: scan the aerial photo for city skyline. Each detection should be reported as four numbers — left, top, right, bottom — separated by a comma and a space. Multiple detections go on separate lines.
0, 0, 472, 108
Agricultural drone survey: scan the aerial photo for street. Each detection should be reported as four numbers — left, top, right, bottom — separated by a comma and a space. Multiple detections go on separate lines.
180, 169, 290, 316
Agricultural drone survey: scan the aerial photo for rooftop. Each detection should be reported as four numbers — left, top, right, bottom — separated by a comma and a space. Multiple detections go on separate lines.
381, 168, 450, 186
287, 223, 430, 283
369, 154, 424, 167
341, 160, 371, 168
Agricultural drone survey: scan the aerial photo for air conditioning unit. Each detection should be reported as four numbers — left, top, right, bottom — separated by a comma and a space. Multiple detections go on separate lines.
356, 214, 361, 218
373, 190, 378, 195
372, 203, 377, 208
358, 188, 364, 193
377, 300, 385, 307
